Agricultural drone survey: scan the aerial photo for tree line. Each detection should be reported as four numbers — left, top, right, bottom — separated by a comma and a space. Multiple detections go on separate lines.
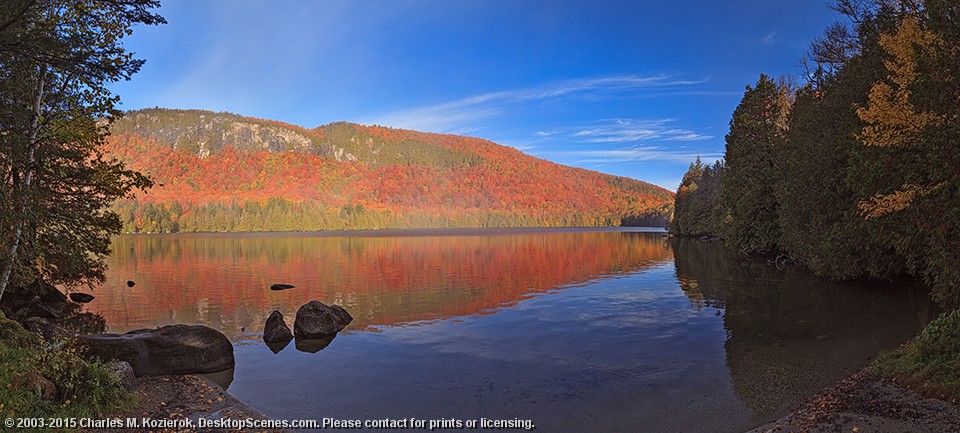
113, 198, 669, 233
671, 0, 959, 307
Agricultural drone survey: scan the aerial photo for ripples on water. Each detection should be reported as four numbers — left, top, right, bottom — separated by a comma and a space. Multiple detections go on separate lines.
88, 228, 936, 432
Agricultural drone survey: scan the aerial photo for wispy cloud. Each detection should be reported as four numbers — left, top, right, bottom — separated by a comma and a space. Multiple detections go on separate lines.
534, 130, 563, 137
373, 74, 706, 132
761, 32, 776, 45
570, 119, 712, 143
449, 126, 482, 135
569, 146, 724, 164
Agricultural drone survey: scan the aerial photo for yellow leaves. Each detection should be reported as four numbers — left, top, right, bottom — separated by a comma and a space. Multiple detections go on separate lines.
878, 17, 934, 89
858, 182, 944, 219
858, 82, 941, 148
857, 16, 944, 148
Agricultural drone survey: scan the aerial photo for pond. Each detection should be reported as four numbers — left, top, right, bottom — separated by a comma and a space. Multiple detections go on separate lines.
87, 228, 936, 432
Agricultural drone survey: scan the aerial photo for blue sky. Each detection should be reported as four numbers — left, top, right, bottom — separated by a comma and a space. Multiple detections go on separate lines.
111, 0, 841, 190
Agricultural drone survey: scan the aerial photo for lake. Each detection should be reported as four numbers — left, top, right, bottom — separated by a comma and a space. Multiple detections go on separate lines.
87, 228, 936, 432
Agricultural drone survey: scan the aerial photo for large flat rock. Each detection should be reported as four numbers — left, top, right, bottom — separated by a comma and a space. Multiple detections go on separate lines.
78, 324, 234, 377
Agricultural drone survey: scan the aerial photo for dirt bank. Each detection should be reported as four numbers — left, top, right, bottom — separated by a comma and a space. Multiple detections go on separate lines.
748, 369, 960, 433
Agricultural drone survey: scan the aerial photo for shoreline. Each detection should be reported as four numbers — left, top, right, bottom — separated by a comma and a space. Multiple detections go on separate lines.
112, 225, 667, 238
93, 366, 960, 433
84, 374, 292, 433
746, 368, 960, 433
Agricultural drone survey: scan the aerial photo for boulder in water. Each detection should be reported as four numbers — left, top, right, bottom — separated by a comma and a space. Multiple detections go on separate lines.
262, 310, 293, 344
293, 301, 352, 339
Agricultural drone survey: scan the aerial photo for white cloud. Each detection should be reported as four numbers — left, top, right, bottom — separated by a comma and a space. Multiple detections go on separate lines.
534, 130, 563, 137
571, 146, 724, 163
570, 119, 712, 143
372, 74, 706, 132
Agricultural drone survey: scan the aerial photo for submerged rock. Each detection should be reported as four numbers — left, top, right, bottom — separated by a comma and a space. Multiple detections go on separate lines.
203, 367, 235, 389
263, 310, 293, 344
77, 324, 235, 377
270, 283, 295, 291
293, 301, 353, 339
69, 293, 95, 303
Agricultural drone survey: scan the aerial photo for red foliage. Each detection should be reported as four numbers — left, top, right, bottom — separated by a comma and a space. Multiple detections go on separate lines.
103, 124, 673, 228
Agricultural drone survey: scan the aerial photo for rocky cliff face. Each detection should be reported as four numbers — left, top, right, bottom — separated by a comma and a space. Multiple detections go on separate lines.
112, 109, 357, 160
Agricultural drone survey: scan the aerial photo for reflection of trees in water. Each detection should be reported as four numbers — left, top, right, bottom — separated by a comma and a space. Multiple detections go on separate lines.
671, 239, 937, 420
91, 232, 672, 336
59, 302, 107, 335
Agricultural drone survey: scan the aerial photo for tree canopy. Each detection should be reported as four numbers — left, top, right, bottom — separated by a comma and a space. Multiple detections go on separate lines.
0, 0, 163, 300
670, 0, 960, 306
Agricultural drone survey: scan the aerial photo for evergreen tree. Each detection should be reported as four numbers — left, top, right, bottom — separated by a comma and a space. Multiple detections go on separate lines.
671, 157, 724, 237
777, 6, 903, 278
717, 75, 793, 254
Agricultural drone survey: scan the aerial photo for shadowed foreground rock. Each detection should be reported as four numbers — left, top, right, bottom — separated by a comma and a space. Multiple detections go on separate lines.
106, 361, 138, 391
77, 324, 234, 377
263, 310, 293, 344
294, 301, 353, 339
12, 371, 57, 400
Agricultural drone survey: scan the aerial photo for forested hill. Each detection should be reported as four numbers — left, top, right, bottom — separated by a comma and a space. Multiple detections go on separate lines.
104, 108, 673, 233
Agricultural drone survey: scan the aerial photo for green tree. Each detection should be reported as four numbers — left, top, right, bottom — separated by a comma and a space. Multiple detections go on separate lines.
0, 0, 163, 301
718, 74, 793, 254
671, 157, 724, 237
777, 5, 904, 278
854, 6, 960, 306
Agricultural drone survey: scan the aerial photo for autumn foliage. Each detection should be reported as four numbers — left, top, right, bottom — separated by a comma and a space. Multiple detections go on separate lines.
103, 109, 674, 233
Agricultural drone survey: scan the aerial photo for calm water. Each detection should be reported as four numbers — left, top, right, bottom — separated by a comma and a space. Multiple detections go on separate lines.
87, 228, 936, 432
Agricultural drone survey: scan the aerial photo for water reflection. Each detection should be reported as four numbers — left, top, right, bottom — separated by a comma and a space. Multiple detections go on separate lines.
82, 230, 936, 432
672, 239, 936, 420
294, 335, 336, 353
265, 339, 291, 354
91, 229, 671, 338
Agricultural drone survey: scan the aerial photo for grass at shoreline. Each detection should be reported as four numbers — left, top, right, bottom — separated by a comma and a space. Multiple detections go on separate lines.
0, 312, 135, 431
874, 309, 960, 401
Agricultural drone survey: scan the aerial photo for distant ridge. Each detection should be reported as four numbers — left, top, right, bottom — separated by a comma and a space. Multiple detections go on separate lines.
104, 108, 673, 233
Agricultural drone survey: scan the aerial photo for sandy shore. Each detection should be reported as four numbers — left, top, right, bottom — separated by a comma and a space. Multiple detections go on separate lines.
747, 369, 960, 433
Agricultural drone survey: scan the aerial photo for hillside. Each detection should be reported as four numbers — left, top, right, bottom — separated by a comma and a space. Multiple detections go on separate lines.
104, 108, 673, 233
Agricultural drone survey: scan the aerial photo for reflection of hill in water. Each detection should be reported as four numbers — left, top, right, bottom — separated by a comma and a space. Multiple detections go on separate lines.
90, 231, 671, 337
671, 239, 937, 421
